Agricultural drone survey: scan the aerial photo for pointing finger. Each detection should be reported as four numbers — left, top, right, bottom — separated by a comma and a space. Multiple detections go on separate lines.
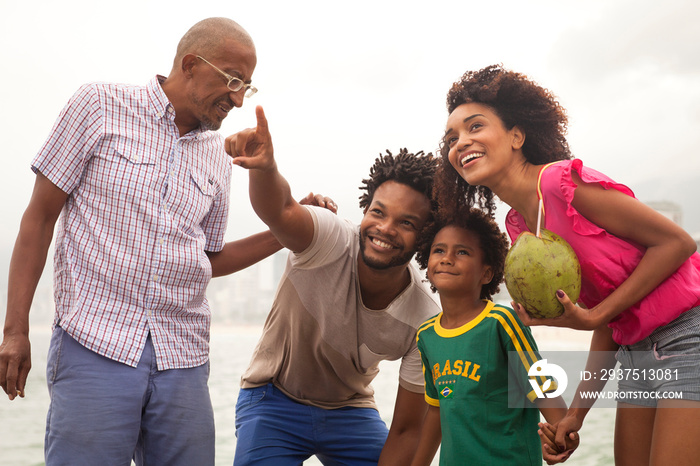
255, 105, 269, 137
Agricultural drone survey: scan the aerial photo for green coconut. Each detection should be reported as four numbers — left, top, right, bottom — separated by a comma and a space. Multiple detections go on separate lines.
504, 229, 581, 319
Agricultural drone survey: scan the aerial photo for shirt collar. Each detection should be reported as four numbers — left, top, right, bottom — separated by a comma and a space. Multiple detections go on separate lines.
147, 75, 174, 121
148, 75, 207, 138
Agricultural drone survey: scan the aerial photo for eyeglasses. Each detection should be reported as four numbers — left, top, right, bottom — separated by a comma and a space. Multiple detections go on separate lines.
196, 55, 258, 98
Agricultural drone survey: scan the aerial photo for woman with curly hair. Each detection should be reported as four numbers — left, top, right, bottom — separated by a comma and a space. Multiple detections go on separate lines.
435, 64, 700, 465
410, 206, 577, 465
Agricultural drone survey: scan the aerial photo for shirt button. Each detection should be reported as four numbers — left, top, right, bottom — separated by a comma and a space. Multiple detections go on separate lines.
153, 275, 159, 282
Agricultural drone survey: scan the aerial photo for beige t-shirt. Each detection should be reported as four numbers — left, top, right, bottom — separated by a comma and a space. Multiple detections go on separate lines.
240, 206, 441, 409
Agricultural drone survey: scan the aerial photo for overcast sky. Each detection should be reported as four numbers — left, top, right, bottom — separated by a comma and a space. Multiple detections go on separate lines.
1, 0, 699, 251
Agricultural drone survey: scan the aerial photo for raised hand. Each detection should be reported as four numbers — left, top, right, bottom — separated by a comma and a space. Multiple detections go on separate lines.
225, 105, 275, 171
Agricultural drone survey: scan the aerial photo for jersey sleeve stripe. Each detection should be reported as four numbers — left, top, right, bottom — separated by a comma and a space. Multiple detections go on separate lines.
416, 314, 440, 341
487, 308, 547, 385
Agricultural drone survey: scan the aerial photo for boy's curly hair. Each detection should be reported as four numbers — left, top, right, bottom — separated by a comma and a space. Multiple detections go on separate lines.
435, 64, 572, 217
415, 205, 509, 300
359, 148, 437, 210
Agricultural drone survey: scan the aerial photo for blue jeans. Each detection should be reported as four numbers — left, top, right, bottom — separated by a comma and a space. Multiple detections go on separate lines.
45, 326, 215, 466
234, 383, 388, 465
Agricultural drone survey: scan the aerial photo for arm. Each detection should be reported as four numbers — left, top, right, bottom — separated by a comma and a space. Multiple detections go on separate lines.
572, 175, 696, 326
517, 174, 697, 330
207, 193, 338, 277
378, 386, 428, 465
225, 106, 315, 253
535, 396, 568, 425
546, 325, 618, 452
0, 172, 67, 400
535, 396, 577, 464
409, 405, 441, 466
207, 230, 282, 277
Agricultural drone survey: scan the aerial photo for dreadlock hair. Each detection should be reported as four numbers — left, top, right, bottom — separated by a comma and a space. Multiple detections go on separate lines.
358, 148, 437, 211
435, 64, 572, 218
415, 204, 509, 300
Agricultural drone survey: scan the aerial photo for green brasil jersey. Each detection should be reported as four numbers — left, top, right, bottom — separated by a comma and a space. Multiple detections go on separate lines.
416, 301, 550, 465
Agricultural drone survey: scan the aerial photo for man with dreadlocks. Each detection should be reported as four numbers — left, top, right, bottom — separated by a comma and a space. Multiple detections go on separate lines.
226, 105, 440, 465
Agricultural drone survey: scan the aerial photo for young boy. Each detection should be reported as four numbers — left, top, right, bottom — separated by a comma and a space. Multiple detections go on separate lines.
410, 207, 578, 465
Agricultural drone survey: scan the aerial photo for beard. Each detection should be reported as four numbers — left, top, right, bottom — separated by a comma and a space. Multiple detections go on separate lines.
358, 233, 415, 270
189, 93, 224, 131
199, 117, 221, 132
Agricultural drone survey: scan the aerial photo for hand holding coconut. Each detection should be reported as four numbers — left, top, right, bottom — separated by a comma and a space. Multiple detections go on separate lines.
510, 288, 597, 331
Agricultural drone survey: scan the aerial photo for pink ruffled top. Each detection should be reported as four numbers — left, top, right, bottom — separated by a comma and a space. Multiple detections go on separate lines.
505, 159, 700, 345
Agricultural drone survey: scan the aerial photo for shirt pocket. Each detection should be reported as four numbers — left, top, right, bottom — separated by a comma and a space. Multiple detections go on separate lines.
168, 168, 216, 235
114, 139, 157, 166
358, 343, 387, 375
84, 139, 159, 206
189, 169, 216, 198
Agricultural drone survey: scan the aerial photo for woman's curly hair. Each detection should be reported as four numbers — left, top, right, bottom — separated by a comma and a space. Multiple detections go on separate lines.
358, 148, 437, 210
435, 64, 572, 217
415, 205, 509, 300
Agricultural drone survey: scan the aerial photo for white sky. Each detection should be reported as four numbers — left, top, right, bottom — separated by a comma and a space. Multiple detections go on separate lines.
1, 0, 699, 249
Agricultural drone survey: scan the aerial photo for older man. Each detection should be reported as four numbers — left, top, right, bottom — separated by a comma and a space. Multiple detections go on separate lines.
0, 17, 282, 465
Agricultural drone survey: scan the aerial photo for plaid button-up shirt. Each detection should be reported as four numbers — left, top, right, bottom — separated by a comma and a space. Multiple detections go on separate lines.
32, 76, 232, 370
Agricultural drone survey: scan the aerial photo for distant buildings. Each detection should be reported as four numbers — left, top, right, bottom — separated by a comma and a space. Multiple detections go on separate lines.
207, 250, 289, 326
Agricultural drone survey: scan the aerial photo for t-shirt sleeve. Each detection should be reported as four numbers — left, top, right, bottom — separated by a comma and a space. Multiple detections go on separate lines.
32, 84, 103, 194
398, 290, 442, 394
290, 206, 355, 268
416, 331, 440, 406
398, 341, 429, 395
492, 306, 554, 403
